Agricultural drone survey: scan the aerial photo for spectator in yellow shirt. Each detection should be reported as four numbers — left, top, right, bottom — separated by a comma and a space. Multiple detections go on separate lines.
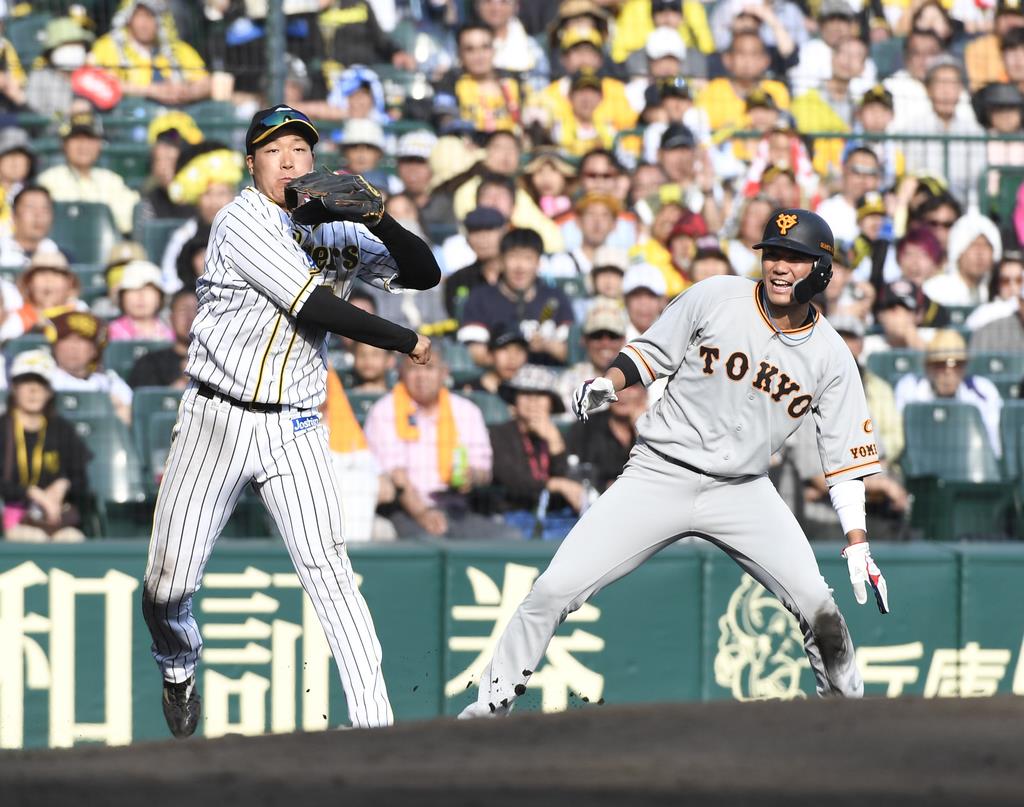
440, 23, 522, 134
89, 0, 210, 107
965, 0, 1024, 91
696, 32, 790, 136
36, 112, 139, 236
0, 22, 26, 112
611, 0, 715, 63
551, 70, 617, 157
533, 28, 637, 136
791, 36, 869, 178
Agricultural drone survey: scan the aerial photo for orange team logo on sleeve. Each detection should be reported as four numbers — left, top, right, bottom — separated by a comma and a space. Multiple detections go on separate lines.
863, 419, 873, 433
775, 213, 798, 235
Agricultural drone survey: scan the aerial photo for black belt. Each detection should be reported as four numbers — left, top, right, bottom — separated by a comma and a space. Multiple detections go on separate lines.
197, 382, 283, 413
644, 443, 735, 480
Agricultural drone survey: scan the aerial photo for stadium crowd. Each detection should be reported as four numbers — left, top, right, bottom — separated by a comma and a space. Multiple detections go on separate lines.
0, 0, 1022, 542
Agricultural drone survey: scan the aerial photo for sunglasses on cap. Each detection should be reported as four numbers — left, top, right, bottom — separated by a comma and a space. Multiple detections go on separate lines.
247, 107, 319, 152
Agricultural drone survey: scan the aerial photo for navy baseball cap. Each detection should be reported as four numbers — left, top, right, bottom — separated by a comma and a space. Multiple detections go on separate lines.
245, 105, 319, 155
660, 123, 696, 150
465, 207, 507, 232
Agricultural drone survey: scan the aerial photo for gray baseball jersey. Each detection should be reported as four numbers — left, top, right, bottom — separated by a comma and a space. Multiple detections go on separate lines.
622, 275, 881, 485
460, 275, 874, 717
144, 187, 396, 730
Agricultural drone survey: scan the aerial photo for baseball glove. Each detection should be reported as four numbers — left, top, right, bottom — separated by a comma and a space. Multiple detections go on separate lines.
284, 168, 385, 227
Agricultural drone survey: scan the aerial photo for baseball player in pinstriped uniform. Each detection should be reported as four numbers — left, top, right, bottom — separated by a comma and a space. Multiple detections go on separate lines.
460, 209, 890, 718
142, 105, 439, 737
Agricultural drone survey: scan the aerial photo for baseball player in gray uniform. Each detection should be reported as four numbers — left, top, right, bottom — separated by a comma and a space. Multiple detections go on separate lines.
142, 105, 439, 737
460, 209, 889, 718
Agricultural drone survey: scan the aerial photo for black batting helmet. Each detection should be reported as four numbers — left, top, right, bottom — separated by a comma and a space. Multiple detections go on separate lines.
755, 208, 835, 304
754, 208, 835, 261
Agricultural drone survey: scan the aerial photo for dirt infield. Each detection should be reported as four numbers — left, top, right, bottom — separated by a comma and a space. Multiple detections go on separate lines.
2, 696, 1021, 806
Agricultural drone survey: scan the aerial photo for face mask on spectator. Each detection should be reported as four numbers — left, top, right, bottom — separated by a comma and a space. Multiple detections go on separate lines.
50, 44, 88, 70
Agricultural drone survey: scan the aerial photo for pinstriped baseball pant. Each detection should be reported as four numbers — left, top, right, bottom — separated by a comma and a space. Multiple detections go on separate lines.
464, 441, 862, 715
142, 383, 393, 728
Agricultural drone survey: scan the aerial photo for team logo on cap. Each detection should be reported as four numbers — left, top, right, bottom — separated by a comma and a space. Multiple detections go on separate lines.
775, 212, 798, 236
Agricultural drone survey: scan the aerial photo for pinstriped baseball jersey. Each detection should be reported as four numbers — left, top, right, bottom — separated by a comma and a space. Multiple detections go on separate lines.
187, 187, 399, 409
622, 275, 881, 485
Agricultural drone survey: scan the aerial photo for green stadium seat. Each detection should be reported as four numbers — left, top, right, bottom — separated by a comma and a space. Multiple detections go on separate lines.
130, 385, 183, 456
993, 378, 1022, 399
142, 409, 178, 494
51, 202, 119, 266
0, 265, 19, 286
7, 14, 50, 70
69, 414, 150, 537
105, 339, 168, 380
549, 276, 588, 300
567, 322, 587, 366
3, 333, 48, 362
74, 263, 108, 304
999, 402, 1024, 537
98, 143, 152, 191
870, 36, 904, 79
347, 391, 384, 426
138, 217, 188, 265
866, 349, 924, 387
446, 338, 482, 386
459, 390, 511, 426
967, 351, 1024, 384
902, 402, 1015, 540
945, 305, 977, 327
183, 99, 239, 122
55, 390, 115, 418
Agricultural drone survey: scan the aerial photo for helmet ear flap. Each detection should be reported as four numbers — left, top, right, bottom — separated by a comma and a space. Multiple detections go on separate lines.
792, 252, 833, 304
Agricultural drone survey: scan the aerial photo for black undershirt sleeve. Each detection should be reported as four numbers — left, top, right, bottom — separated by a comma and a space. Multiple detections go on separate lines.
296, 285, 418, 353
610, 352, 642, 388
367, 213, 441, 290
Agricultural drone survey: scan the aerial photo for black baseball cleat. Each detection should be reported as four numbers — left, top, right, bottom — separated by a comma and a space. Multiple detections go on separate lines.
162, 676, 201, 738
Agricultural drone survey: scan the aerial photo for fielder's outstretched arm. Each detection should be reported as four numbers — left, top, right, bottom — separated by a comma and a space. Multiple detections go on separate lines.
367, 213, 442, 290
296, 288, 419, 354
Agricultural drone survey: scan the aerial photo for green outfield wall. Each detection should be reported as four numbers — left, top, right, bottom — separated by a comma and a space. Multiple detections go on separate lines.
0, 540, 1021, 748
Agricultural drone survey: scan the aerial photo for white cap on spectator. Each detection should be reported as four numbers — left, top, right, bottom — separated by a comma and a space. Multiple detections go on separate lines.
10, 349, 55, 385
341, 118, 385, 151
946, 211, 1002, 274
829, 314, 866, 339
646, 27, 686, 61
623, 263, 668, 297
116, 260, 164, 294
396, 129, 438, 161
593, 245, 629, 272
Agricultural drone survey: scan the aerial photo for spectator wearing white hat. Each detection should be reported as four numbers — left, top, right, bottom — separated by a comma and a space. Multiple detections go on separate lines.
557, 299, 628, 411
923, 211, 1002, 307
395, 129, 454, 237
339, 118, 401, 195
623, 262, 670, 402
0, 349, 90, 543
625, 27, 708, 113
0, 128, 37, 237
107, 260, 173, 342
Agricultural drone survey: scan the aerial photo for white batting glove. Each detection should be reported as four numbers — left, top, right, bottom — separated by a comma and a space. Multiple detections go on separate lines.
841, 541, 889, 614
571, 377, 617, 423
